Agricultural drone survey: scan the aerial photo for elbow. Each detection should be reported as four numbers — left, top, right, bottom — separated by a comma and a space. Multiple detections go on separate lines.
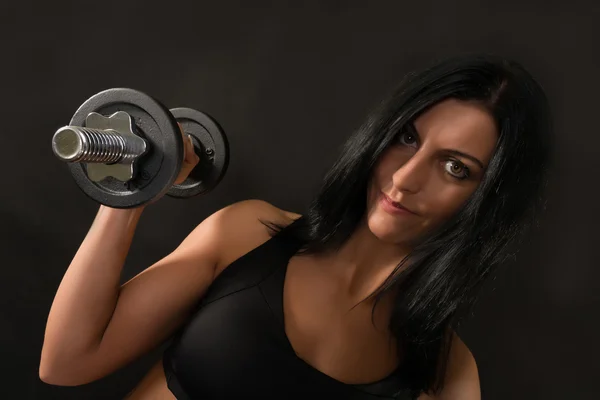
39, 363, 74, 386
39, 366, 88, 387
39, 370, 61, 386
39, 355, 88, 387
39, 363, 66, 386
39, 350, 60, 385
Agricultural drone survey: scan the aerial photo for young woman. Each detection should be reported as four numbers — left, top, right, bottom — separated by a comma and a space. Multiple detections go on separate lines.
40, 54, 553, 399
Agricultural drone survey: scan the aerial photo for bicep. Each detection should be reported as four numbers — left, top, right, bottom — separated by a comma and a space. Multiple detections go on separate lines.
71, 202, 250, 384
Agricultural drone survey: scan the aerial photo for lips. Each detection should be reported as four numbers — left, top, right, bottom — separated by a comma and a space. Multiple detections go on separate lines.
381, 192, 417, 215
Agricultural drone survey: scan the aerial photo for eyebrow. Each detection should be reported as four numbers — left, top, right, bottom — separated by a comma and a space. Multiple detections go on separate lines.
407, 123, 486, 169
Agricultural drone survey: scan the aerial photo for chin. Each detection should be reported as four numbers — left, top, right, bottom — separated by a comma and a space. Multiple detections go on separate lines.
366, 210, 408, 244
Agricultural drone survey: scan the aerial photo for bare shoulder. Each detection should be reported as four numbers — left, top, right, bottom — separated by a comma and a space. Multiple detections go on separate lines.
446, 331, 479, 398
212, 199, 301, 274
417, 331, 479, 400
449, 331, 476, 365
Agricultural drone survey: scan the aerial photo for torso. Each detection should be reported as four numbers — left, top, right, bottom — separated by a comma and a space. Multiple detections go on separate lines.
124, 206, 405, 399
282, 252, 400, 384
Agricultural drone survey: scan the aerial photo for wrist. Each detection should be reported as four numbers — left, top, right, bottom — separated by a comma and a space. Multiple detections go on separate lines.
96, 204, 146, 225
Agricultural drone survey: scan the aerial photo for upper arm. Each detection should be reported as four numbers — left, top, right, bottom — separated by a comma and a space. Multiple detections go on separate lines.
68, 199, 287, 385
421, 332, 480, 400
443, 333, 480, 399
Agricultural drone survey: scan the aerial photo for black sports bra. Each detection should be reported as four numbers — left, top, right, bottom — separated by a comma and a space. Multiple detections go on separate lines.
162, 229, 415, 399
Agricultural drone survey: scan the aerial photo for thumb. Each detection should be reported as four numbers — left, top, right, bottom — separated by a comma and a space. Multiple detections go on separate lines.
185, 134, 200, 163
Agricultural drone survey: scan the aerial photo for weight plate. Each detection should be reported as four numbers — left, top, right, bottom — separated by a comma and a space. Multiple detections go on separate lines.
167, 108, 229, 198
67, 88, 183, 208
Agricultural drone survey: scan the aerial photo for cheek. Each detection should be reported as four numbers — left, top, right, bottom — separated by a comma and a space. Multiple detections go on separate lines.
425, 186, 475, 223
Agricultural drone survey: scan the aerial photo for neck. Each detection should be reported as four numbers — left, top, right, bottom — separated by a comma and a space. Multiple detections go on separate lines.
318, 218, 412, 300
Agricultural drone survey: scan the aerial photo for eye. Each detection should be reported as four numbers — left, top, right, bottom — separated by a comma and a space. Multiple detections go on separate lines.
397, 130, 418, 148
444, 160, 470, 180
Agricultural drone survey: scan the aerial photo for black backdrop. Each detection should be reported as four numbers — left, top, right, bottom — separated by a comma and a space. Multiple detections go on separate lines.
1, 1, 598, 399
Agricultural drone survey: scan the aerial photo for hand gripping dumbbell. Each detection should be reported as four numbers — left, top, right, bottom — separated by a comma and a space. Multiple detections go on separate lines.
51, 88, 229, 208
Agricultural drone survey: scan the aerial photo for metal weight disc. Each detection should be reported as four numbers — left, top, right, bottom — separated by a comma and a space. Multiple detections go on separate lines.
67, 88, 183, 208
167, 108, 229, 198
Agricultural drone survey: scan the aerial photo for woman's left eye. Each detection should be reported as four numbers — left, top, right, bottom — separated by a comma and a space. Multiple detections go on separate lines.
445, 160, 470, 180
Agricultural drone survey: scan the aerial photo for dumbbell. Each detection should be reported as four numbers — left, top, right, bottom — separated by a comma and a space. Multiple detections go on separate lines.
51, 88, 229, 208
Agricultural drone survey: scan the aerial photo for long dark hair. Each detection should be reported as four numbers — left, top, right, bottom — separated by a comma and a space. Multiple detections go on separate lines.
263, 54, 554, 396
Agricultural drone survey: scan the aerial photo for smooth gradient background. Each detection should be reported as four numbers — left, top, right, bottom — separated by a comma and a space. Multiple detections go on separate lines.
1, 1, 598, 399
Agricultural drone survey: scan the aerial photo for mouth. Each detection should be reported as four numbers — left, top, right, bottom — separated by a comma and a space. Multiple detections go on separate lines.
379, 192, 418, 215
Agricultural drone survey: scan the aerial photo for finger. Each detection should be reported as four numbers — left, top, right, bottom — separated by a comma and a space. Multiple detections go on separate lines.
185, 134, 199, 163
176, 122, 199, 165
177, 122, 189, 159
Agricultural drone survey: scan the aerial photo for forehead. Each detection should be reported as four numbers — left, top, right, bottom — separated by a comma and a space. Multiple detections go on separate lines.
413, 98, 498, 162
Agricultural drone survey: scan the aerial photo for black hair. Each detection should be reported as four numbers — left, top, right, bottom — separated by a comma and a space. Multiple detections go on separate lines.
262, 53, 554, 397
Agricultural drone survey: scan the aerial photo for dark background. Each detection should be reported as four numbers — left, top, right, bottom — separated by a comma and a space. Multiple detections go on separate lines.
1, 1, 598, 398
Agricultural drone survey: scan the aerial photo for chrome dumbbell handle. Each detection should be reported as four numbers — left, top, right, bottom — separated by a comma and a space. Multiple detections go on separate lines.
52, 126, 145, 164
52, 111, 147, 164
52, 111, 148, 182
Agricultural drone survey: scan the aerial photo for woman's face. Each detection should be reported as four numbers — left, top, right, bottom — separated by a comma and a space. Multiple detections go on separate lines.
366, 98, 498, 245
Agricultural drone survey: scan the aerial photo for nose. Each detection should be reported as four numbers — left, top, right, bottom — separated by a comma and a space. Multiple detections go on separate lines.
391, 152, 429, 194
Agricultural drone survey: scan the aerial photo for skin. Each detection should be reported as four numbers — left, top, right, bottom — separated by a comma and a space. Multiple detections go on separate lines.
174, 123, 200, 185
286, 97, 498, 398
306, 98, 498, 310
58, 99, 498, 399
363, 97, 497, 398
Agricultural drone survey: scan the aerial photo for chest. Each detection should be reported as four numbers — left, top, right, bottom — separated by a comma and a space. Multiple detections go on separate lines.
164, 242, 411, 399
283, 256, 400, 384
